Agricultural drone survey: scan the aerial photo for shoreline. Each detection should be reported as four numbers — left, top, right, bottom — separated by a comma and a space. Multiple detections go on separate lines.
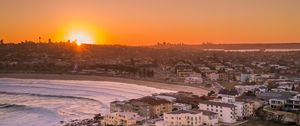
0, 73, 209, 96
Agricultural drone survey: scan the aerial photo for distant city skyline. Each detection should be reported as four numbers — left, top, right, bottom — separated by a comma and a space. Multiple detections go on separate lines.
1, 0, 300, 45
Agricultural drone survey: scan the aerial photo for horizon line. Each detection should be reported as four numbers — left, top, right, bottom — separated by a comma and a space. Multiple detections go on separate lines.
2, 41, 300, 47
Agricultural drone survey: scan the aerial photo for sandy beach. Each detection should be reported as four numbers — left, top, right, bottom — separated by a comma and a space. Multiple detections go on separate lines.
0, 73, 209, 96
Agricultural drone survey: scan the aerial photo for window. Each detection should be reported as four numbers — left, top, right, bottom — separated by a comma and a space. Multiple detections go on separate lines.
220, 114, 222, 117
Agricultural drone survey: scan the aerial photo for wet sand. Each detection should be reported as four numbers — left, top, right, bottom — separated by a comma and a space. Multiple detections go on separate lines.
0, 73, 209, 96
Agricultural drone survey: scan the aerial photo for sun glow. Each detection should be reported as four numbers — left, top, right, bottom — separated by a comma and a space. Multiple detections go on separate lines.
68, 32, 93, 45
56, 22, 106, 45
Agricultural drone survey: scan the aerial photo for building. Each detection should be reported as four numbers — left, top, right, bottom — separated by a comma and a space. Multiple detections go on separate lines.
236, 96, 264, 113
201, 110, 219, 126
207, 73, 219, 81
129, 96, 172, 118
235, 85, 266, 95
130, 96, 172, 118
175, 62, 194, 78
173, 103, 192, 111
102, 112, 143, 126
218, 89, 240, 100
184, 74, 203, 84
110, 96, 172, 119
154, 95, 177, 102
110, 101, 129, 113
240, 74, 250, 83
286, 94, 300, 111
198, 101, 237, 123
269, 98, 287, 110
217, 89, 254, 120
163, 110, 218, 126
233, 101, 253, 120
257, 91, 296, 110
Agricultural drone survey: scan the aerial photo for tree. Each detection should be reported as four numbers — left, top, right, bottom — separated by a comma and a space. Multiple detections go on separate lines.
208, 91, 215, 96
267, 82, 277, 90
244, 91, 256, 97
48, 38, 52, 43
292, 84, 295, 91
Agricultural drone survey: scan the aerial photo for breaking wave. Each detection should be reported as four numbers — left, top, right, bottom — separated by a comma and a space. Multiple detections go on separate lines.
0, 78, 172, 126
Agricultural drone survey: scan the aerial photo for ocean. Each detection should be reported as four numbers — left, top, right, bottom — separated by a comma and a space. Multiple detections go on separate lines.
0, 78, 172, 126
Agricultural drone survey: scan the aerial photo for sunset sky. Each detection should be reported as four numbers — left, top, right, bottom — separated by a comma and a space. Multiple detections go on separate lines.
0, 0, 300, 45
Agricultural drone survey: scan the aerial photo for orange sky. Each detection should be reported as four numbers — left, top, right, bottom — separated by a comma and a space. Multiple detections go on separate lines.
0, 0, 300, 45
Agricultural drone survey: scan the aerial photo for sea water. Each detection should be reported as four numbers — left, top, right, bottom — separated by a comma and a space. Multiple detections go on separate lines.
0, 78, 172, 126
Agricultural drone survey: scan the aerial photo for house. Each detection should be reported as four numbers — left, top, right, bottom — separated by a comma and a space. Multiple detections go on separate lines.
184, 73, 203, 84
198, 101, 237, 123
102, 112, 143, 126
207, 73, 219, 81
257, 91, 295, 110
240, 74, 262, 83
235, 85, 267, 95
285, 94, 300, 111
163, 110, 218, 126
175, 62, 194, 78
240, 74, 250, 83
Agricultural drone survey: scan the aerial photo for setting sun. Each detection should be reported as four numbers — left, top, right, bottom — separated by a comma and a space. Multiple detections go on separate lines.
56, 22, 106, 45
68, 32, 93, 45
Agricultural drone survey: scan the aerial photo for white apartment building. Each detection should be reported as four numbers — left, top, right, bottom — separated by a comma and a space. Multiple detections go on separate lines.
201, 110, 219, 126
198, 101, 237, 123
220, 96, 254, 120
286, 94, 300, 111
102, 112, 143, 126
163, 110, 218, 126
233, 101, 254, 120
